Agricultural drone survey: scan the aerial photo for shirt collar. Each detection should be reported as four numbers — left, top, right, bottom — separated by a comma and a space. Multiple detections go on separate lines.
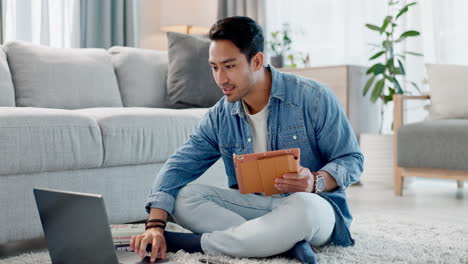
231, 64, 284, 116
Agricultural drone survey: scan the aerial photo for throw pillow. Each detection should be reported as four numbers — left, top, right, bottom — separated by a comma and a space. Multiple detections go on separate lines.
0, 46, 15, 106
426, 64, 468, 119
5, 41, 123, 109
166, 32, 223, 108
110, 46, 185, 108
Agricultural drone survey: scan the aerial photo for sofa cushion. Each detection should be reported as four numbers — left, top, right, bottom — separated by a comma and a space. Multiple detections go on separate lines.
0, 108, 104, 175
166, 32, 223, 108
109, 47, 186, 108
398, 120, 468, 170
4, 41, 123, 109
427, 64, 468, 120
0, 46, 15, 106
76, 107, 208, 167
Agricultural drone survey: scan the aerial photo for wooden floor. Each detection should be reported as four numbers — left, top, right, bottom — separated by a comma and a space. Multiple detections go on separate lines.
348, 178, 468, 227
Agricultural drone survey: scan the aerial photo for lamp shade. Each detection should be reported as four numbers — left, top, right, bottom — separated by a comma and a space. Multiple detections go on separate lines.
160, 0, 217, 34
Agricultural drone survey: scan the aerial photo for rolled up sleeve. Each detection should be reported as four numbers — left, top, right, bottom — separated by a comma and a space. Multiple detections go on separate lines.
314, 86, 364, 189
145, 191, 175, 214
145, 108, 221, 214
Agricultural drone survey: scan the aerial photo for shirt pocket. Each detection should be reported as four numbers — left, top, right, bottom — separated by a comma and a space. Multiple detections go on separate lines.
278, 128, 308, 148
278, 129, 312, 165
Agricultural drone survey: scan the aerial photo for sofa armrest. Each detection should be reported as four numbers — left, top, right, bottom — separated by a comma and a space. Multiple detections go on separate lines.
393, 94, 431, 195
393, 94, 431, 133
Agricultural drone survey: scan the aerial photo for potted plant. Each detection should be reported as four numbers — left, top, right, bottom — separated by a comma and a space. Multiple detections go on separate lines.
363, 0, 423, 133
360, 0, 422, 187
267, 23, 292, 68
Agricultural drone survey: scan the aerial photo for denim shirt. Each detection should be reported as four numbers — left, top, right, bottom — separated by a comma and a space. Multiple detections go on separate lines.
146, 65, 364, 247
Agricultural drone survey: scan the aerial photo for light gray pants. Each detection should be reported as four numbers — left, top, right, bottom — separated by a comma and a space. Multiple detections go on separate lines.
172, 184, 335, 257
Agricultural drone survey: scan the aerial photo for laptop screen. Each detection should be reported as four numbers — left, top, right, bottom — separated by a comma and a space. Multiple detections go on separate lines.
33, 188, 119, 264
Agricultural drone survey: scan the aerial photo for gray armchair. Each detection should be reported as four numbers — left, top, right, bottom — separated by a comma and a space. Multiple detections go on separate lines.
393, 94, 467, 195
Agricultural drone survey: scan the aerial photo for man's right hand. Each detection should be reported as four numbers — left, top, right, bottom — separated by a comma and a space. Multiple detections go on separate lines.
130, 227, 166, 263
130, 208, 169, 263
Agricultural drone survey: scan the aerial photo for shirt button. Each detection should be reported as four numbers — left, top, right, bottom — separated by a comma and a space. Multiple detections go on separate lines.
293, 135, 297, 140
247, 138, 252, 142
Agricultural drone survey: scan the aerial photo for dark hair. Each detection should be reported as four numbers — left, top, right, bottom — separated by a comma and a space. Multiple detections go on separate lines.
208, 16, 264, 63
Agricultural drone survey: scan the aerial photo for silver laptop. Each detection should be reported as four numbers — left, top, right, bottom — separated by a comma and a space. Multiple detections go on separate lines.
33, 188, 177, 264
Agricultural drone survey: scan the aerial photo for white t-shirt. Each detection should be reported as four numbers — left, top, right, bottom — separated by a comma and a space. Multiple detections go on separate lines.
242, 100, 269, 153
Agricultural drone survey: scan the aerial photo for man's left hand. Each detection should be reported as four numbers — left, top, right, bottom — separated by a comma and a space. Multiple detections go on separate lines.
274, 166, 315, 193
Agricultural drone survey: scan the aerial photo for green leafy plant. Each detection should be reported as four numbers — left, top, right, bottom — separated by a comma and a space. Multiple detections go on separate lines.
268, 23, 292, 57
363, 0, 423, 106
268, 24, 309, 68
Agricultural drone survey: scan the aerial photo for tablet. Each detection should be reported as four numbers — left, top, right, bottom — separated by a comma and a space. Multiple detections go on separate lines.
233, 148, 300, 196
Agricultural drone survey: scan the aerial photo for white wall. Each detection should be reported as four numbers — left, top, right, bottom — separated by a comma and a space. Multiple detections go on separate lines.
139, 0, 166, 50
139, 0, 218, 50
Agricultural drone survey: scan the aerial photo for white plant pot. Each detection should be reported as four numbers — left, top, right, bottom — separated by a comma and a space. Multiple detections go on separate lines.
359, 133, 394, 187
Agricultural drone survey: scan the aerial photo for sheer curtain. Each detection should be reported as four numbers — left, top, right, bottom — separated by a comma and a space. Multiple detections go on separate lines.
417, 0, 468, 64
265, 0, 468, 79
265, 0, 468, 132
265, 0, 386, 67
3, 0, 80, 48
2, 0, 139, 48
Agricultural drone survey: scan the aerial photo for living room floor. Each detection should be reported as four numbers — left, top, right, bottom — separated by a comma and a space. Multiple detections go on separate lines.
348, 177, 468, 227
1, 178, 467, 260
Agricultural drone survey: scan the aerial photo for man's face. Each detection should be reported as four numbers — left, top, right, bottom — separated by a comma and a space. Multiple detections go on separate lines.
209, 40, 256, 103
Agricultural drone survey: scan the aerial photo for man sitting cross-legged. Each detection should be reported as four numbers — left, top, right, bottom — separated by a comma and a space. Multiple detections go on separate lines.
130, 16, 363, 264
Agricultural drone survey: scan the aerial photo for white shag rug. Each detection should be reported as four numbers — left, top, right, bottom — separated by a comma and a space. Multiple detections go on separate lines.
1, 213, 467, 264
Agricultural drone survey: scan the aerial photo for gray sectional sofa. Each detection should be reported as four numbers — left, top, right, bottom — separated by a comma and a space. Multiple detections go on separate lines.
0, 41, 226, 244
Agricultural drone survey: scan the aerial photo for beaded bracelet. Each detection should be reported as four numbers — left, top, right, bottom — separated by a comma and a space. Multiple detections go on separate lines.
145, 224, 166, 231
145, 219, 166, 229
145, 219, 166, 226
